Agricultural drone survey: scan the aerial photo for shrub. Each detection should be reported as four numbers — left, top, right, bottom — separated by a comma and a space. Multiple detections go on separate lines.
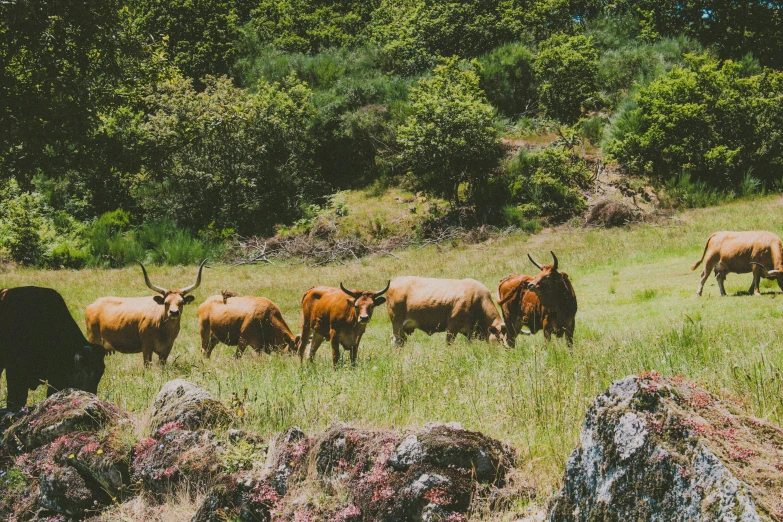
4, 193, 47, 266
477, 42, 537, 118
506, 147, 592, 222
535, 34, 600, 123
396, 58, 505, 208
48, 242, 89, 269
604, 55, 783, 189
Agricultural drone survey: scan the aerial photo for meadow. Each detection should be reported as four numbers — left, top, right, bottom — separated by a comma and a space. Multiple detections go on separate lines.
3, 194, 783, 505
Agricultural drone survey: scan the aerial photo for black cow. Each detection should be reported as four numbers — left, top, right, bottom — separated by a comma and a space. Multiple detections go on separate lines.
0, 286, 106, 409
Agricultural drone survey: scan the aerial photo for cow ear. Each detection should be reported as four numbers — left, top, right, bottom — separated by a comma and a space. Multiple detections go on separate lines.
153, 295, 165, 305
183, 295, 195, 305
373, 297, 386, 306
347, 298, 357, 307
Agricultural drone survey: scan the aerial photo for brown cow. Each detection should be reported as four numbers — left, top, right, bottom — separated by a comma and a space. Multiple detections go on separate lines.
498, 251, 577, 347
385, 276, 507, 347
198, 293, 297, 358
85, 259, 206, 366
692, 231, 783, 296
298, 282, 389, 369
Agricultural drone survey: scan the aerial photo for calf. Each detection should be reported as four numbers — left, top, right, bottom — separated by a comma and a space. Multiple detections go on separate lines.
385, 276, 507, 346
198, 293, 297, 358
298, 282, 389, 368
498, 251, 577, 347
0, 287, 106, 409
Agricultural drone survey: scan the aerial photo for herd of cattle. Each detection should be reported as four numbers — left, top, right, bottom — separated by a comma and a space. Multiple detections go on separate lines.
1, 229, 782, 409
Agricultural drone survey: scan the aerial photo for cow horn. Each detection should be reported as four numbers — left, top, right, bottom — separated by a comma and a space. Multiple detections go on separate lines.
527, 253, 543, 270
340, 282, 361, 298
138, 261, 167, 295
551, 251, 559, 271
181, 259, 208, 294
374, 280, 391, 297
750, 261, 780, 276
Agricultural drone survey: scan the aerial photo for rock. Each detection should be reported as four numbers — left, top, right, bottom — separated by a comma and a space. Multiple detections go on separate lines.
3, 390, 128, 453
38, 465, 95, 515
264, 427, 309, 495
132, 428, 224, 499
549, 373, 783, 521
194, 422, 519, 522
148, 380, 235, 436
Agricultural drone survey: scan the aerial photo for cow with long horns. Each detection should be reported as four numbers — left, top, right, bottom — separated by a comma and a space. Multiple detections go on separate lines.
497, 251, 577, 347
85, 259, 207, 366
297, 282, 389, 369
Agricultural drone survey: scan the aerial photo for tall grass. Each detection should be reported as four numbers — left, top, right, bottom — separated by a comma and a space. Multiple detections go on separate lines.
3, 195, 783, 501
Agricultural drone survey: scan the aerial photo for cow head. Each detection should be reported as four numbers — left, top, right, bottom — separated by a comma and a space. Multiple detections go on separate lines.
488, 321, 509, 346
69, 344, 107, 394
750, 262, 783, 286
139, 259, 207, 319
526, 251, 570, 307
340, 281, 390, 324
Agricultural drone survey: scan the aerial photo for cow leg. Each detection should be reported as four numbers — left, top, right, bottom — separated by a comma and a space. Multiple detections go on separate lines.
142, 344, 154, 368
308, 334, 324, 363
445, 330, 456, 345
297, 325, 311, 362
565, 321, 575, 347
349, 346, 358, 366
5, 370, 29, 410
697, 260, 717, 296
235, 338, 248, 359
391, 320, 407, 347
330, 330, 341, 369
749, 267, 762, 295
715, 271, 728, 296
202, 335, 218, 359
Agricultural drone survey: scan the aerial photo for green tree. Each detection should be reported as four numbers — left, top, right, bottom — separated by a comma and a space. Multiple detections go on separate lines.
397, 58, 505, 208
123, 74, 317, 236
244, 0, 380, 54
477, 42, 537, 118
129, 0, 239, 86
605, 54, 783, 188
0, 0, 166, 184
535, 33, 600, 123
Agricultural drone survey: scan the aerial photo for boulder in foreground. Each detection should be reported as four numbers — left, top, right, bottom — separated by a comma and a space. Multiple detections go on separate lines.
549, 372, 783, 521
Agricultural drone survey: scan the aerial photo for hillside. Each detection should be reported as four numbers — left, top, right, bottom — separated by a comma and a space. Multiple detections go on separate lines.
3, 194, 783, 516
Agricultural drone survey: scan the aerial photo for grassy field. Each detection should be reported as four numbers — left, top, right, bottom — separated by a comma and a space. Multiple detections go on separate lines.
3, 194, 783, 504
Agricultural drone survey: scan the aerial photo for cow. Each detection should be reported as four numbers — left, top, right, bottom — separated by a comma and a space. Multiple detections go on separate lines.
198, 292, 298, 358
0, 286, 106, 410
85, 259, 206, 366
385, 276, 508, 347
298, 282, 389, 369
497, 251, 577, 347
692, 231, 783, 296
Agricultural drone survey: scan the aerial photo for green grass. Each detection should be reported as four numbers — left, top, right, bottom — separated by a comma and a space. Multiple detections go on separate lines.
3, 194, 783, 501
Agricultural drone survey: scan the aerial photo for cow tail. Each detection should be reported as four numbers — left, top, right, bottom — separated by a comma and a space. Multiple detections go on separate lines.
691, 234, 714, 271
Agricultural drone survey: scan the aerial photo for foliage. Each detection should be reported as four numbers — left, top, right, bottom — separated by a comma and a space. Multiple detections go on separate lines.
477, 42, 537, 118
244, 0, 380, 54
129, 0, 240, 86
397, 58, 505, 208
604, 0, 783, 69
117, 74, 317, 236
505, 147, 592, 222
0, 0, 168, 183
605, 55, 783, 189
535, 33, 600, 123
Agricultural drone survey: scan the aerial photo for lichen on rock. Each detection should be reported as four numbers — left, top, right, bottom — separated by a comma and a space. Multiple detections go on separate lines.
549, 372, 783, 521
147, 379, 235, 436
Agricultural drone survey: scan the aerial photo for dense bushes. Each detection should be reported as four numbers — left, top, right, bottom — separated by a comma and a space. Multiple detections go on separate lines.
535, 34, 600, 123
505, 147, 592, 223
397, 58, 505, 208
605, 55, 783, 189
477, 42, 537, 118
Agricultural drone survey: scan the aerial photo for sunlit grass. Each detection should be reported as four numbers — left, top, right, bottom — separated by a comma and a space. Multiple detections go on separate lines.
3, 194, 783, 497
